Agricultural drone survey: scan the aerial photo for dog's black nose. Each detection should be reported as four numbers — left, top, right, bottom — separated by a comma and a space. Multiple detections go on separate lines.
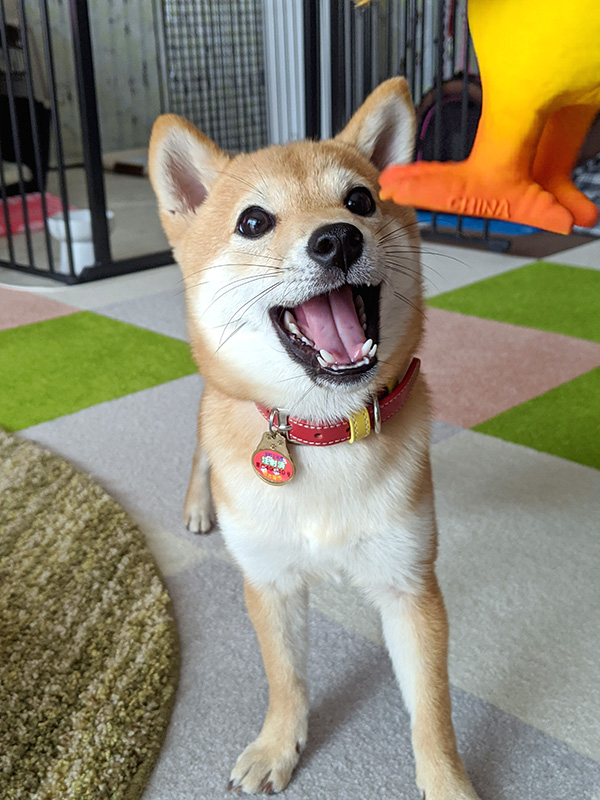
307, 223, 364, 273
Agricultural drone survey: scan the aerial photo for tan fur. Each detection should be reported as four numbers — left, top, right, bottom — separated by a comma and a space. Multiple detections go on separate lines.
149, 78, 480, 799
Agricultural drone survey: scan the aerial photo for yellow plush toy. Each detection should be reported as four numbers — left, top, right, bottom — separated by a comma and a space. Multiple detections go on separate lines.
379, 0, 600, 234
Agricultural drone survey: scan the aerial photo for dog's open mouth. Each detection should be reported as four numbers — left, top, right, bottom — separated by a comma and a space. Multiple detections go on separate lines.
270, 283, 380, 383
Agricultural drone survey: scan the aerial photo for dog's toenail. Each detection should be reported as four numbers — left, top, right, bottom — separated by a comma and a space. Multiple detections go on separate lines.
264, 782, 273, 795
296, 741, 301, 754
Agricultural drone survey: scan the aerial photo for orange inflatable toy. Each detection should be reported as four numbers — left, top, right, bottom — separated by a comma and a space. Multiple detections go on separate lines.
379, 0, 600, 234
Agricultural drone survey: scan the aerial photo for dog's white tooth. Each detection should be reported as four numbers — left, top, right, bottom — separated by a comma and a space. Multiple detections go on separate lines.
355, 294, 365, 311
301, 336, 314, 346
360, 338, 373, 357
283, 310, 296, 330
368, 343, 377, 359
319, 349, 336, 364
317, 355, 328, 368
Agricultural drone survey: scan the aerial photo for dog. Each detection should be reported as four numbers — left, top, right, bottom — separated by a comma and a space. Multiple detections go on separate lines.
149, 78, 480, 800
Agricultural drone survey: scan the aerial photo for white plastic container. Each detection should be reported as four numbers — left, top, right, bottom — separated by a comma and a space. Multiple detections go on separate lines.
47, 209, 115, 276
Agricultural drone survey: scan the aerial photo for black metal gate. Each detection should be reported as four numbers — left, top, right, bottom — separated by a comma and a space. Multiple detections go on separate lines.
0, 0, 503, 286
305, 0, 509, 252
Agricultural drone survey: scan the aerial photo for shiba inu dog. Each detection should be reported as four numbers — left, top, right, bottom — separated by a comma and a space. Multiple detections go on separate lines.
149, 78, 480, 799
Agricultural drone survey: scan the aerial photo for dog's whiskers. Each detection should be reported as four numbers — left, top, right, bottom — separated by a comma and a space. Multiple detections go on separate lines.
216, 280, 283, 352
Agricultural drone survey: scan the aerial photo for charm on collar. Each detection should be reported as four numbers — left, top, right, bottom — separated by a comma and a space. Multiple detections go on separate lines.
252, 410, 295, 485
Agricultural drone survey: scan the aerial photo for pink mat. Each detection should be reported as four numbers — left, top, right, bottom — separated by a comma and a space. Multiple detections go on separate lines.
0, 193, 69, 237
420, 308, 600, 427
0, 287, 77, 331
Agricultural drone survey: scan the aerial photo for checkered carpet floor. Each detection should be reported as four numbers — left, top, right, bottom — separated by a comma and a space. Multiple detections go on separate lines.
1, 241, 599, 800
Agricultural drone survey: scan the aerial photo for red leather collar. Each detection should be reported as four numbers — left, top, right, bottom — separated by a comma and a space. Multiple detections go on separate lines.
256, 357, 420, 446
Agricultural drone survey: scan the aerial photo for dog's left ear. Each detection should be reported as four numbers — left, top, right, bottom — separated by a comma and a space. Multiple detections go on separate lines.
336, 77, 416, 169
149, 114, 230, 245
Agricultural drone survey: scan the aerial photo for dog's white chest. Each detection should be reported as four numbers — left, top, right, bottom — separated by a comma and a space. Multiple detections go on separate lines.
217, 437, 433, 593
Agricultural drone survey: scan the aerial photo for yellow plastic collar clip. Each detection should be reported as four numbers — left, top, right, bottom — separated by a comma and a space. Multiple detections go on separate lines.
347, 406, 371, 443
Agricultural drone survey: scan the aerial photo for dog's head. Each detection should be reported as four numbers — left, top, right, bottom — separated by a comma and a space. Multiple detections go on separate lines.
149, 78, 422, 421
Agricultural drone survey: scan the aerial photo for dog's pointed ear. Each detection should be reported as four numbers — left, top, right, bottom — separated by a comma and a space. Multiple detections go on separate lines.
336, 77, 416, 169
149, 114, 230, 245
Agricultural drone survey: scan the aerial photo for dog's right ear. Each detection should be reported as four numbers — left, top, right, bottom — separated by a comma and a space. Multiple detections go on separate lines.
149, 115, 230, 245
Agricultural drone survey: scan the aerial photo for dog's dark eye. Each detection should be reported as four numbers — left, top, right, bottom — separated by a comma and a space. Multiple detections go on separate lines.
236, 206, 275, 238
344, 186, 376, 217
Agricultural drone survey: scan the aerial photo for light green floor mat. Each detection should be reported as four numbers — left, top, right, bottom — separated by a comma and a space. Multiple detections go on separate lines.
428, 262, 600, 343
0, 311, 196, 430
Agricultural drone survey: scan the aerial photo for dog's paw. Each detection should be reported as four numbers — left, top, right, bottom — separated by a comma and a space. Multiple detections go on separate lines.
183, 495, 215, 534
417, 771, 480, 800
228, 737, 301, 795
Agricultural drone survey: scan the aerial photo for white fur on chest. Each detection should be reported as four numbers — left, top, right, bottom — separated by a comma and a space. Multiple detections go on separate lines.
215, 433, 435, 595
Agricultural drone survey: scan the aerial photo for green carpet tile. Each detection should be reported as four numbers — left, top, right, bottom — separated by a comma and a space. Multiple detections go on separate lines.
473, 368, 600, 470
0, 312, 196, 431
428, 262, 600, 343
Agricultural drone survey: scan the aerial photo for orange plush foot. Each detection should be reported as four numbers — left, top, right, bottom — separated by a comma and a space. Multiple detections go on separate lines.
539, 178, 599, 229
379, 161, 575, 234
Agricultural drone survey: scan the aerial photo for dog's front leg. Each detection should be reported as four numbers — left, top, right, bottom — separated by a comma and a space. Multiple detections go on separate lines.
183, 439, 215, 533
229, 577, 308, 795
375, 572, 480, 800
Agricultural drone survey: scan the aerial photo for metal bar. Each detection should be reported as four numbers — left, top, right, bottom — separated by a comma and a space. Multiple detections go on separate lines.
69, 0, 111, 268
303, 0, 321, 138
227, 0, 247, 148
330, 0, 346, 135
354, 4, 365, 109
0, 144, 16, 264
292, 0, 306, 141
151, 0, 169, 113
0, 258, 75, 282
39, 0, 75, 276
409, 0, 417, 99
361, 2, 371, 98
262, 0, 281, 143
194, 4, 209, 133
402, 0, 409, 80
276, 0, 292, 144
17, 0, 55, 272
0, 0, 35, 267
386, 0, 393, 77
431, 0, 446, 232
0, 247, 175, 285
370, 0, 378, 91
345, 0, 353, 116
456, 8, 472, 236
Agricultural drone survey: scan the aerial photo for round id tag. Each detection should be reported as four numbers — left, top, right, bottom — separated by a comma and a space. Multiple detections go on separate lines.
252, 432, 295, 485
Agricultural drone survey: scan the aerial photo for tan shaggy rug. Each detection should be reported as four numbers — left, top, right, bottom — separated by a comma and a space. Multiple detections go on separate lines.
0, 429, 179, 800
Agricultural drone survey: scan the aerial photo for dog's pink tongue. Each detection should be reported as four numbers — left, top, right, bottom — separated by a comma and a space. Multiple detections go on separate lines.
294, 285, 367, 364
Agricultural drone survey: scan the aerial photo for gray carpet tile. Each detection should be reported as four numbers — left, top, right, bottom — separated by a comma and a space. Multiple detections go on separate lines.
22, 380, 600, 787
95, 288, 189, 341
431, 419, 464, 444
21, 375, 226, 558
22, 375, 460, 551
144, 557, 600, 800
